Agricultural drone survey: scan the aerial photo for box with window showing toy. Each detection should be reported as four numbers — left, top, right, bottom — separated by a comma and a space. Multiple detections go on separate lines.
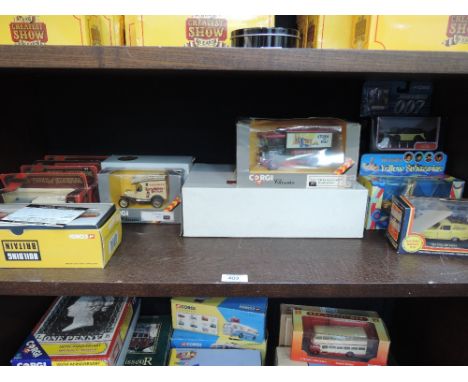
291, 306, 390, 366
171, 297, 267, 343
370, 116, 440, 152
0, 203, 122, 268
387, 196, 468, 257
237, 118, 360, 188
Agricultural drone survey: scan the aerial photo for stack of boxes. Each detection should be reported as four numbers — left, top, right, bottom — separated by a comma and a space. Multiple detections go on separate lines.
168, 297, 267, 366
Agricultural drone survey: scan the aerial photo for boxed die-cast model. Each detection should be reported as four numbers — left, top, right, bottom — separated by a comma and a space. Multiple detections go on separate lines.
387, 196, 468, 256
237, 118, 361, 188
170, 329, 267, 364
171, 297, 267, 343
99, 169, 183, 224
291, 306, 390, 366
169, 348, 261, 366
0, 203, 121, 268
370, 116, 440, 152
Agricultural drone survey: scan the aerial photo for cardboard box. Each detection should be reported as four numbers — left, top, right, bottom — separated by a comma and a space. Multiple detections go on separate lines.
237, 118, 361, 189
11, 297, 139, 366
275, 347, 328, 366
297, 16, 353, 48
182, 164, 368, 238
291, 306, 390, 366
370, 117, 441, 153
0, 15, 123, 46
169, 348, 261, 366
171, 297, 267, 343
279, 304, 318, 347
360, 175, 465, 230
101, 155, 193, 182
387, 196, 468, 257
0, 203, 122, 268
171, 329, 267, 364
352, 15, 468, 51
125, 15, 274, 47
99, 169, 183, 224
124, 315, 172, 366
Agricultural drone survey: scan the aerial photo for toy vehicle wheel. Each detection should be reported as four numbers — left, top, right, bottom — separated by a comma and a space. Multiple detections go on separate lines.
346, 351, 355, 358
118, 198, 129, 208
151, 195, 164, 208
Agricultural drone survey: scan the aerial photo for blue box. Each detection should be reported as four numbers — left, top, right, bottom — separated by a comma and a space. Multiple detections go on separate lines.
169, 348, 261, 366
171, 297, 267, 343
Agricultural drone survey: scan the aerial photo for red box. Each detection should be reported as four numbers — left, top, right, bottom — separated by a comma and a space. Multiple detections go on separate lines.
291, 306, 390, 366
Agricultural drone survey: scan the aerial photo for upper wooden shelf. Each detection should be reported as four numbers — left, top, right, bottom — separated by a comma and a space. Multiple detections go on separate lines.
0, 46, 467, 74
0, 225, 467, 298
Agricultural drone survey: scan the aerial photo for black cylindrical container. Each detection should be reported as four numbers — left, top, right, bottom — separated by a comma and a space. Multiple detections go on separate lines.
231, 27, 300, 48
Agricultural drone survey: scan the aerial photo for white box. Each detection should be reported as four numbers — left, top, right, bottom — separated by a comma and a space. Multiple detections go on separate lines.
182, 164, 368, 238
102, 155, 194, 181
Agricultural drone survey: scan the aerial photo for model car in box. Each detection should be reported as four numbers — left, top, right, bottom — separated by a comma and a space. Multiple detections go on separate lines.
291, 306, 390, 366
387, 196, 468, 256
99, 169, 183, 224
370, 116, 440, 152
171, 297, 267, 343
237, 118, 361, 188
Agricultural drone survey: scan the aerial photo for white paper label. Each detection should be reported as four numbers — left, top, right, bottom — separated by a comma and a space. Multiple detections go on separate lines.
221, 274, 249, 283
307, 175, 347, 188
1, 204, 87, 226
140, 211, 174, 222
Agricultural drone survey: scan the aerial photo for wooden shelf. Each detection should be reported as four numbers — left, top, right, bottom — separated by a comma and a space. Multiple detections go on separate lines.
0, 45, 467, 74
0, 225, 467, 297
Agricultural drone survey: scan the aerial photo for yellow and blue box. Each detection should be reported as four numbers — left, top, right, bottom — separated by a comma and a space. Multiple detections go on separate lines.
0, 203, 121, 268
387, 196, 468, 257
171, 297, 267, 343
171, 329, 267, 364
297, 16, 353, 48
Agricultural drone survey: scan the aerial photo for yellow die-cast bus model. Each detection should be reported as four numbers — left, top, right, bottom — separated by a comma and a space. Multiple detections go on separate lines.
424, 219, 468, 242
309, 326, 368, 358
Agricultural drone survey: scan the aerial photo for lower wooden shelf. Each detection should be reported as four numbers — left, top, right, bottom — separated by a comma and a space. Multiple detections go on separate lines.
0, 225, 467, 297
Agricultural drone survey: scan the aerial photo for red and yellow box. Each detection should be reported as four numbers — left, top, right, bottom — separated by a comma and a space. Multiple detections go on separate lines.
352, 15, 468, 51
291, 306, 390, 366
125, 15, 274, 47
297, 16, 353, 49
0, 15, 123, 45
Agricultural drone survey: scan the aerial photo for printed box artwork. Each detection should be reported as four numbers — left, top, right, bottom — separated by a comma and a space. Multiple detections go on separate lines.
125, 15, 274, 47
168, 348, 262, 366
0, 172, 93, 204
387, 196, 468, 257
11, 297, 139, 366
0, 15, 123, 45
0, 203, 122, 268
291, 306, 390, 366
352, 15, 468, 51
370, 117, 441, 152
124, 315, 172, 366
236, 118, 361, 188
171, 297, 267, 343
297, 16, 353, 48
171, 329, 267, 364
99, 169, 183, 224
360, 81, 432, 117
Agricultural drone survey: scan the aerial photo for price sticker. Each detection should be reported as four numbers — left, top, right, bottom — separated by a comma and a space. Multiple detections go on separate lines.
221, 274, 249, 283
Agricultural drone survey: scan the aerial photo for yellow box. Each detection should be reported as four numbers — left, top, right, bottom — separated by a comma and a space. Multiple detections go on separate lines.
297, 16, 353, 49
0, 203, 122, 268
352, 15, 468, 51
125, 15, 274, 47
0, 15, 124, 46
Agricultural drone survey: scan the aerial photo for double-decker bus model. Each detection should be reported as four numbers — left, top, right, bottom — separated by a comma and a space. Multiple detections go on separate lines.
308, 325, 368, 358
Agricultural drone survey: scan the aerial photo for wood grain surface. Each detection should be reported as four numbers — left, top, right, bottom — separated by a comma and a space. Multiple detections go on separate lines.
0, 225, 467, 297
0, 46, 467, 74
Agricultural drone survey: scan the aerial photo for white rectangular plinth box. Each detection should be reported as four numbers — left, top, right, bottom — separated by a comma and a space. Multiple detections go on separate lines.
182, 164, 368, 238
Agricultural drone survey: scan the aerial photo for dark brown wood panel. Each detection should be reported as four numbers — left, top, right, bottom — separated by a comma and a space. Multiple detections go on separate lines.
0, 46, 467, 74
0, 226, 467, 297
